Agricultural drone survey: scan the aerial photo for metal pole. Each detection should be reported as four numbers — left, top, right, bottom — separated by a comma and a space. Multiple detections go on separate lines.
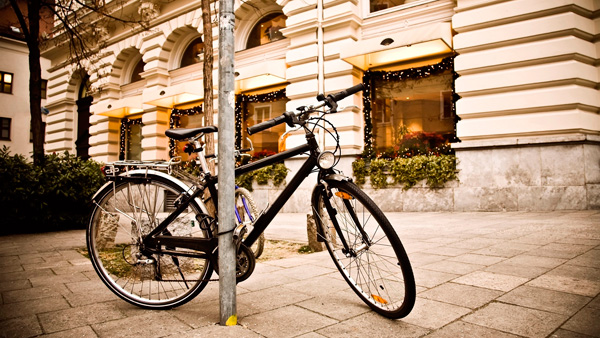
317, 0, 326, 149
217, 0, 237, 326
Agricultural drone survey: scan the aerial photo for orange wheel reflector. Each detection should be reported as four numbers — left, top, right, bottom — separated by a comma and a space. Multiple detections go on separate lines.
335, 191, 353, 200
372, 294, 388, 304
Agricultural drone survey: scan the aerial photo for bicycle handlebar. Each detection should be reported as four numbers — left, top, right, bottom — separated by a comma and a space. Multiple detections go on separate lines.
247, 114, 288, 135
328, 83, 365, 102
247, 83, 365, 136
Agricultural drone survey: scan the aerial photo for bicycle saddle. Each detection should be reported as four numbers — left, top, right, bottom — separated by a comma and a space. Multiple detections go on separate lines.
165, 126, 218, 140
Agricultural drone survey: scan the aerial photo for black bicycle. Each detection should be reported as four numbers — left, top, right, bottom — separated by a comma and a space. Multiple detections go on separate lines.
86, 83, 416, 319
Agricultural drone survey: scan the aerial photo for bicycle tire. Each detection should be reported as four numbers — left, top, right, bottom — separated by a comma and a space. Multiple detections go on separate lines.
312, 180, 415, 318
86, 174, 213, 309
235, 187, 265, 258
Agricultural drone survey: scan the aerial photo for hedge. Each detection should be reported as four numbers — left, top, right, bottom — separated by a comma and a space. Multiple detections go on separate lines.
0, 147, 106, 234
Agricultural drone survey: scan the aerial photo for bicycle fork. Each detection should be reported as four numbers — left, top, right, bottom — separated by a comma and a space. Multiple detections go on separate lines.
314, 182, 371, 257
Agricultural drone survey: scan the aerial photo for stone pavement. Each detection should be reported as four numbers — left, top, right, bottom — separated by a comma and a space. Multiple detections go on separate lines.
0, 211, 599, 338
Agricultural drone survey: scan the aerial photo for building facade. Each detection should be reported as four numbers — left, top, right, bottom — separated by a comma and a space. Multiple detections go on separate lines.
41, 0, 600, 211
0, 35, 51, 158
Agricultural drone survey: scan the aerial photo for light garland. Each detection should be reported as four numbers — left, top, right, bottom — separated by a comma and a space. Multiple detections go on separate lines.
119, 118, 143, 160
234, 89, 287, 148
361, 56, 460, 158
167, 106, 203, 158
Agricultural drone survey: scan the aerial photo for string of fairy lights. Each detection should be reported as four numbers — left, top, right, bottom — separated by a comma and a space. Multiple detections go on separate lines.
158, 89, 287, 157
168, 106, 204, 157
118, 117, 143, 160
234, 88, 287, 148
123, 60, 460, 160
361, 56, 460, 158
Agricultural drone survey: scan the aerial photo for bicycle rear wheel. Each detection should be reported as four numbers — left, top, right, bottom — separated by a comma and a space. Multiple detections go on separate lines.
86, 174, 213, 309
312, 180, 415, 318
235, 187, 265, 258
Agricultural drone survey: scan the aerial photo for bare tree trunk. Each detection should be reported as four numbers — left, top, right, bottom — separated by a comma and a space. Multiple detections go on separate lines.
27, 0, 44, 166
201, 0, 217, 215
202, 0, 215, 171
10, 0, 45, 165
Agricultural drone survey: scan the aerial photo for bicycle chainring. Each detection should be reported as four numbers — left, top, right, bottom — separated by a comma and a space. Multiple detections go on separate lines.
212, 244, 256, 283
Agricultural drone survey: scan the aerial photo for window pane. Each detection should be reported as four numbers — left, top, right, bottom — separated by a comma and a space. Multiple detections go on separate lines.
41, 80, 47, 99
246, 13, 286, 49
244, 100, 287, 155
130, 59, 146, 83
0, 118, 10, 140
4, 73, 12, 83
180, 37, 204, 68
126, 122, 143, 160
372, 69, 454, 155
370, 0, 407, 12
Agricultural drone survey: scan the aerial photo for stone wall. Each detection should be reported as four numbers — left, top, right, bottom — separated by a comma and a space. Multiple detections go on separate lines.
248, 141, 600, 213
454, 140, 600, 211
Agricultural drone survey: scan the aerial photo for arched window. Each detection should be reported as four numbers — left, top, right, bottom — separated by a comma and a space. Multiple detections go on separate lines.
130, 58, 146, 83
180, 37, 204, 68
370, 0, 407, 13
246, 13, 286, 49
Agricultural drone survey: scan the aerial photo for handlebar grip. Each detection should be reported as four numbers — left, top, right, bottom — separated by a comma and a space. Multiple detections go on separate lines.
329, 83, 365, 102
247, 114, 287, 135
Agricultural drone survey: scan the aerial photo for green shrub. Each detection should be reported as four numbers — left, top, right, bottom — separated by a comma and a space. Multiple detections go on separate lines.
369, 158, 389, 189
235, 163, 289, 191
352, 154, 457, 190
0, 147, 106, 234
351, 158, 368, 185
177, 157, 289, 192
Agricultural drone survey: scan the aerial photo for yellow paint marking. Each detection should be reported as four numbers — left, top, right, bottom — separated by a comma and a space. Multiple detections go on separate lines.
226, 314, 237, 326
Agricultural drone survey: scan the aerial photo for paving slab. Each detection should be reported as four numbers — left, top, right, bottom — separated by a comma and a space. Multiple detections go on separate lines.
498, 285, 591, 315
423, 321, 522, 338
463, 302, 568, 338
419, 282, 503, 309
316, 311, 430, 338
452, 271, 528, 292
242, 305, 338, 338
561, 307, 600, 337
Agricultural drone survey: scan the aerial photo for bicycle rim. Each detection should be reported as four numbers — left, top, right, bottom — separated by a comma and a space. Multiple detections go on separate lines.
235, 187, 264, 258
313, 180, 415, 318
87, 176, 213, 309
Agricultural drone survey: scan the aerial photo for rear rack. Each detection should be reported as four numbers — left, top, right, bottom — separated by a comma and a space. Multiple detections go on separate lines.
102, 157, 203, 186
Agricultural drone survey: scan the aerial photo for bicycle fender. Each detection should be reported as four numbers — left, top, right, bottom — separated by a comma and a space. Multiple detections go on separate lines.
92, 181, 113, 203
322, 173, 352, 183
91, 169, 210, 215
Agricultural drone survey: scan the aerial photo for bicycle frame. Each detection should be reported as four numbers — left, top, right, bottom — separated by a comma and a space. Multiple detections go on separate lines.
142, 132, 323, 256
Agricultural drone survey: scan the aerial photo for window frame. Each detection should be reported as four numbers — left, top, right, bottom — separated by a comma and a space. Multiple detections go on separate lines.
41, 79, 47, 99
0, 117, 11, 141
365, 0, 438, 17
245, 13, 287, 50
1, 71, 14, 94
179, 37, 204, 69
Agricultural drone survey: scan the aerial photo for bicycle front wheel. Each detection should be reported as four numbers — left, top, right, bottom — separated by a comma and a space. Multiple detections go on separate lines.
235, 187, 265, 258
312, 180, 415, 318
87, 175, 213, 309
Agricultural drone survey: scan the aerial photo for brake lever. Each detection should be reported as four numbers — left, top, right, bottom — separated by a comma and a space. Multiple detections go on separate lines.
335, 105, 359, 112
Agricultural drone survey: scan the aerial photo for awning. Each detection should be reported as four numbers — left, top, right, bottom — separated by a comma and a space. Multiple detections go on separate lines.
340, 22, 453, 70
91, 95, 144, 118
235, 59, 287, 92
143, 80, 204, 108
